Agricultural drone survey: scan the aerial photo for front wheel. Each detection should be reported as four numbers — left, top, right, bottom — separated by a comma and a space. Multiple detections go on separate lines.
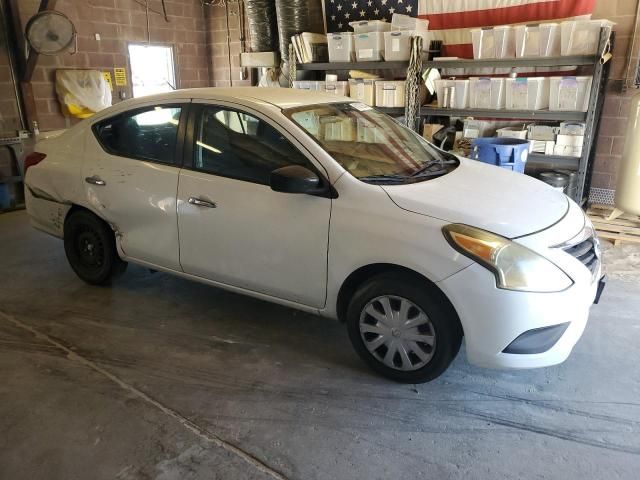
63, 209, 127, 285
346, 273, 462, 383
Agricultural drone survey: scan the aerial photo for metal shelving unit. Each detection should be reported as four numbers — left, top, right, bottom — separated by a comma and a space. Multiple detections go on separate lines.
295, 27, 612, 203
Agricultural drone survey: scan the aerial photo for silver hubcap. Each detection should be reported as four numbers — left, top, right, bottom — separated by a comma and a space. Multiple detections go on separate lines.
359, 295, 436, 371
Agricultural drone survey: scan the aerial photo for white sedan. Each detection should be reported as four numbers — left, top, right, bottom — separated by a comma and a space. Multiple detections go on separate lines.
24, 88, 604, 382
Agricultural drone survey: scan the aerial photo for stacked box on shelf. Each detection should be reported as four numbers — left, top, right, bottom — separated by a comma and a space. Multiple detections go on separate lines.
327, 32, 355, 62
560, 19, 614, 56
549, 76, 592, 112
325, 80, 349, 96
471, 26, 515, 59
375, 81, 406, 107
349, 79, 378, 106
468, 78, 505, 109
434, 79, 470, 108
514, 23, 560, 57
505, 78, 549, 110
351, 20, 389, 62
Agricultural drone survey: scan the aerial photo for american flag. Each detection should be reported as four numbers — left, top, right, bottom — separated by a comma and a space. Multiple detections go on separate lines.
325, 0, 595, 57
325, 0, 418, 32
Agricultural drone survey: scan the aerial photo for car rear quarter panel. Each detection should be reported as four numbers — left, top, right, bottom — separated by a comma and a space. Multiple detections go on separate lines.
25, 125, 89, 237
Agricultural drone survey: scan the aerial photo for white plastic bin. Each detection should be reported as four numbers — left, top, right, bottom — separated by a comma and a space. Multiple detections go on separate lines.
505, 77, 549, 110
327, 32, 354, 62
383, 30, 413, 61
549, 76, 592, 112
324, 80, 350, 96
375, 81, 406, 107
350, 20, 391, 34
469, 77, 505, 109
496, 127, 528, 139
348, 79, 377, 106
354, 32, 384, 61
514, 23, 560, 57
435, 79, 470, 108
391, 13, 429, 31
471, 26, 515, 59
561, 20, 613, 56
292, 80, 325, 91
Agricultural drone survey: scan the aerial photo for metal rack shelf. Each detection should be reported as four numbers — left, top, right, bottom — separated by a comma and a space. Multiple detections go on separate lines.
528, 154, 581, 170
296, 55, 597, 71
294, 27, 612, 203
378, 107, 588, 122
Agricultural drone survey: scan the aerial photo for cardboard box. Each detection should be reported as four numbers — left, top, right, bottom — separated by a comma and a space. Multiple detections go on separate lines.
423, 123, 445, 142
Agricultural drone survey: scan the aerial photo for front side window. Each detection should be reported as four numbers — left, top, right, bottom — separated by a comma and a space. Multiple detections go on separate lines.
285, 103, 459, 184
194, 106, 312, 185
94, 105, 182, 164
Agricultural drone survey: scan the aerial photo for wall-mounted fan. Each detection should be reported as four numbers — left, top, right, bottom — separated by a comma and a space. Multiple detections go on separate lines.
25, 10, 77, 55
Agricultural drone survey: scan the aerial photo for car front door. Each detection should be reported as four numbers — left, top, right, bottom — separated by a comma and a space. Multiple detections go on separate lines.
177, 102, 331, 308
83, 102, 188, 270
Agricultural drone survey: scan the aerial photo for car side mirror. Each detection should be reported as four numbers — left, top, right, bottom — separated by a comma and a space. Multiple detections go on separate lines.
270, 165, 322, 195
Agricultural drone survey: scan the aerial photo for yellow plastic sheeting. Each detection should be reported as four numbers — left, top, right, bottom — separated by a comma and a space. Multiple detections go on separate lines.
55, 69, 112, 119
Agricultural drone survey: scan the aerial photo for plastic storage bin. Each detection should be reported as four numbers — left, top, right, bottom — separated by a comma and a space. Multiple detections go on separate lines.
383, 30, 413, 61
514, 23, 560, 57
549, 76, 592, 112
435, 79, 470, 108
505, 77, 549, 110
561, 20, 613, 56
292, 80, 326, 91
354, 32, 384, 61
469, 77, 505, 109
471, 26, 515, 59
470, 137, 529, 173
391, 13, 429, 31
375, 81, 406, 107
496, 127, 528, 139
349, 79, 377, 106
350, 20, 391, 34
327, 32, 354, 62
324, 80, 349, 96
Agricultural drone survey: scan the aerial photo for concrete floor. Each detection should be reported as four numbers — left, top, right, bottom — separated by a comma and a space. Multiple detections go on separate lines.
1, 210, 639, 480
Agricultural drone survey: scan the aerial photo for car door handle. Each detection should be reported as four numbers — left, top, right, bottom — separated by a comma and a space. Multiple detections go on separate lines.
188, 197, 217, 208
85, 175, 106, 186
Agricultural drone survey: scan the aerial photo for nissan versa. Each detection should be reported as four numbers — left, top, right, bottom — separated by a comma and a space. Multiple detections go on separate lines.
23, 88, 605, 382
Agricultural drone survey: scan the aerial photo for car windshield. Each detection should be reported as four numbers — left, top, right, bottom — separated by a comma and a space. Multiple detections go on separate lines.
284, 102, 459, 184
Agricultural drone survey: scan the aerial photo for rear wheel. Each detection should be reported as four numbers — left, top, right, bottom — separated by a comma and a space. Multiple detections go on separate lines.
346, 272, 462, 383
64, 209, 127, 285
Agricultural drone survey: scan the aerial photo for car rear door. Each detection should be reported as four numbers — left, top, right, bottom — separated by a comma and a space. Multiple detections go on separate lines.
176, 101, 331, 308
83, 101, 189, 271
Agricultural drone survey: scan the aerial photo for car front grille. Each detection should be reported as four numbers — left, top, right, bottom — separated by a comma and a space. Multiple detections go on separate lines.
563, 237, 599, 275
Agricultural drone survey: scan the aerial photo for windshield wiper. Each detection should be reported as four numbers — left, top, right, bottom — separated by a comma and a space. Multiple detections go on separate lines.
358, 174, 408, 184
410, 159, 446, 177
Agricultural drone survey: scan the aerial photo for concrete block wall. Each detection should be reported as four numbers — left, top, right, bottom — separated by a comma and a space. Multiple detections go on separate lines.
15, 0, 210, 131
591, 0, 640, 194
205, 0, 324, 87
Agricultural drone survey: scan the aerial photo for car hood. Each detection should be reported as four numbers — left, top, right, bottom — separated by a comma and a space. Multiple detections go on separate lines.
381, 157, 569, 238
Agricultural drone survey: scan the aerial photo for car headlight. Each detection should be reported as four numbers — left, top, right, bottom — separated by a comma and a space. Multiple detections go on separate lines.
443, 224, 573, 292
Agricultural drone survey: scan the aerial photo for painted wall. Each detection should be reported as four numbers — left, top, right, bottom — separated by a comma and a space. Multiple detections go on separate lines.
15, 0, 210, 131
591, 0, 640, 195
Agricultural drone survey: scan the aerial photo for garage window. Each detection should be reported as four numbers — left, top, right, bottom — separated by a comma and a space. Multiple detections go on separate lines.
93, 105, 182, 164
194, 107, 311, 185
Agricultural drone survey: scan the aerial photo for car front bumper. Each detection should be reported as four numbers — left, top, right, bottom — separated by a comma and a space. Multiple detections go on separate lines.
436, 260, 601, 370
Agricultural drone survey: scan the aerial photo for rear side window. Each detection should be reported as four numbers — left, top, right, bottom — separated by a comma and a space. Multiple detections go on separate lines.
93, 105, 182, 164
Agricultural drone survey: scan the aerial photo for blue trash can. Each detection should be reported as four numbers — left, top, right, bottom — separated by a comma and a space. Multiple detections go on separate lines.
470, 137, 529, 173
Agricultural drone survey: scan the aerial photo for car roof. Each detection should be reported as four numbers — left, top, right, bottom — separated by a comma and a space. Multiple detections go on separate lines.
122, 87, 347, 110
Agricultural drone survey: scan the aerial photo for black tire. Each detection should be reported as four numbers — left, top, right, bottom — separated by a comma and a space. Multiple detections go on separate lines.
346, 272, 462, 383
63, 209, 127, 285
